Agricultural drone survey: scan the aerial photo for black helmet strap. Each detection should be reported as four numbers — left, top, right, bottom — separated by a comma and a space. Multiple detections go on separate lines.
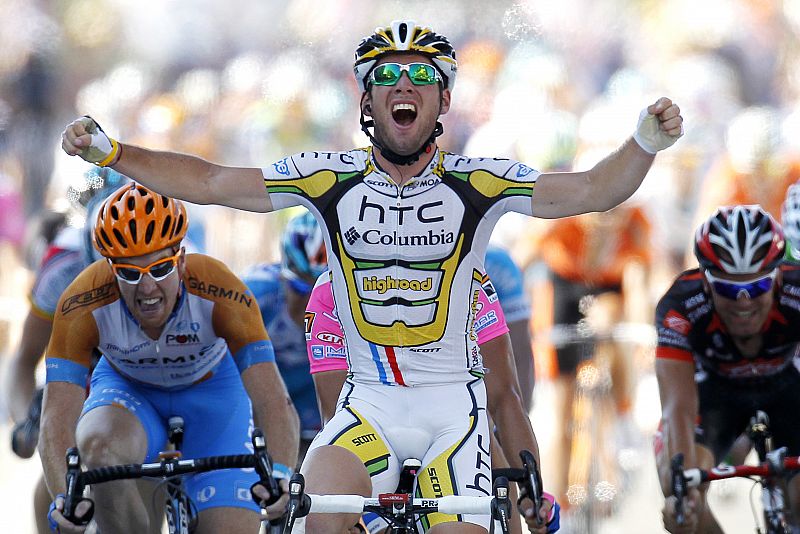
359, 112, 443, 166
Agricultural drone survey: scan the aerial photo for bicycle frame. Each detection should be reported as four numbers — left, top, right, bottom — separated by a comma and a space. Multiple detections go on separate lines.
161, 416, 196, 534
671, 411, 800, 534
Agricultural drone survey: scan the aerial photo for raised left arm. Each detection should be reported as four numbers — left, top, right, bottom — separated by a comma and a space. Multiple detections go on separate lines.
532, 97, 682, 218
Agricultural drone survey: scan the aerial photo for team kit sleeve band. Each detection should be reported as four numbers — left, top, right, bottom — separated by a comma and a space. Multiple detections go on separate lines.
45, 358, 90, 387
233, 340, 277, 373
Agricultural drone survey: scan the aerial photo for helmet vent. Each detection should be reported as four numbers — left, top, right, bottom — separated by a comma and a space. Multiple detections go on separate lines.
162, 215, 173, 238
113, 228, 128, 248
174, 214, 185, 237
110, 205, 119, 220
753, 242, 771, 266
99, 229, 113, 248
736, 215, 747, 247
145, 198, 155, 214
128, 220, 137, 243
711, 244, 734, 266
127, 196, 136, 211
145, 220, 156, 244
398, 22, 408, 42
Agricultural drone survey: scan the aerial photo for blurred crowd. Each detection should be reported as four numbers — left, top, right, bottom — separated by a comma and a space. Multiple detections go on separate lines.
0, 0, 799, 385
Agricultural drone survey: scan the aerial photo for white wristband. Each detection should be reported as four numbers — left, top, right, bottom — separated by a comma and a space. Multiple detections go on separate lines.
633, 107, 681, 154
78, 116, 120, 167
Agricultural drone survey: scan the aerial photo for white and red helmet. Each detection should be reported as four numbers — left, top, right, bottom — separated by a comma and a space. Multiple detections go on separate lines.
694, 205, 785, 274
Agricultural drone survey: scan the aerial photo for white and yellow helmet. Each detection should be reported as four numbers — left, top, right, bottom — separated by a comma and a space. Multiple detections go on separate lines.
354, 20, 458, 93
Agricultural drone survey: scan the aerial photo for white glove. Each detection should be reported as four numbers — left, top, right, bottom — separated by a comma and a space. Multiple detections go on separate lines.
633, 107, 682, 154
79, 116, 121, 167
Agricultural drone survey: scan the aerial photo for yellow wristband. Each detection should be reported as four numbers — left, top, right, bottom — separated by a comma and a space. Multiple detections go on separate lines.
96, 138, 120, 167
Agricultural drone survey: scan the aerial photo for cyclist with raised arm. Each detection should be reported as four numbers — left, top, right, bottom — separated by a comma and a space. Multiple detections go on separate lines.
40, 183, 299, 534
305, 270, 555, 533
241, 210, 328, 462
61, 19, 682, 533
655, 205, 800, 533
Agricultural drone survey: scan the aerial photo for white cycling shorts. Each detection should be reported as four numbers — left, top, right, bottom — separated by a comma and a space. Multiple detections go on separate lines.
296, 378, 492, 531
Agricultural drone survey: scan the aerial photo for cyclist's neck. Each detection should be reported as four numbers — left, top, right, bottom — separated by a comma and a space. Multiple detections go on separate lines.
372, 143, 438, 186
731, 332, 764, 358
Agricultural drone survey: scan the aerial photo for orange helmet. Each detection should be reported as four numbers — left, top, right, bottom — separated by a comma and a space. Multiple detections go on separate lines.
94, 183, 188, 259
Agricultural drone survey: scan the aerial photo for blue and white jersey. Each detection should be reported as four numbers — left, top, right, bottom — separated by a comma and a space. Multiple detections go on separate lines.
241, 263, 321, 437
485, 245, 531, 324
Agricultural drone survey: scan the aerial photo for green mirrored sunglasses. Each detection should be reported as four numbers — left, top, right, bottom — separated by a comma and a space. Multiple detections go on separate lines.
368, 62, 442, 87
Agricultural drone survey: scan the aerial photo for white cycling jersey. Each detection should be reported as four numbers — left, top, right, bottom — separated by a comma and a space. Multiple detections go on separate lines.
263, 148, 538, 386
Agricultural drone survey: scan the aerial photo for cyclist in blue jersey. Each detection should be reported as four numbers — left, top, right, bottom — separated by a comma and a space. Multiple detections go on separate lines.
6, 169, 208, 533
61, 19, 682, 534
40, 184, 298, 534
240, 210, 328, 461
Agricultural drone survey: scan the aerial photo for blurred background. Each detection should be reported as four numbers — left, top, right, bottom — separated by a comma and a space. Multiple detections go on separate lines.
1, 0, 799, 532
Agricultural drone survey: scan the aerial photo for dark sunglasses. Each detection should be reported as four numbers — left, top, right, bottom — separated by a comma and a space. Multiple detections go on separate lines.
704, 269, 778, 300
368, 62, 442, 87
110, 250, 182, 284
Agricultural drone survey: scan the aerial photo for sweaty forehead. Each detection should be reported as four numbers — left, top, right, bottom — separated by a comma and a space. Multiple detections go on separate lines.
375, 53, 433, 66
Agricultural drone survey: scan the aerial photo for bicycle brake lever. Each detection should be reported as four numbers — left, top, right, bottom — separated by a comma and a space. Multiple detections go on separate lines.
670, 453, 687, 526
519, 450, 545, 527
64, 447, 92, 525
492, 476, 512, 534
283, 473, 311, 534
251, 428, 281, 507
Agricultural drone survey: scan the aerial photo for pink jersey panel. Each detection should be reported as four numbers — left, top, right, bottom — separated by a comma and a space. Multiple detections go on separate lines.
306, 277, 348, 374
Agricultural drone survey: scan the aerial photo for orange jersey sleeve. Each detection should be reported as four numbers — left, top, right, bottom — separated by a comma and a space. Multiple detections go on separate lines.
45, 262, 117, 385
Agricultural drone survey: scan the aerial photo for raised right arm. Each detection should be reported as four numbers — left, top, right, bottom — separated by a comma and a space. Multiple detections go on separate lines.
61, 117, 271, 212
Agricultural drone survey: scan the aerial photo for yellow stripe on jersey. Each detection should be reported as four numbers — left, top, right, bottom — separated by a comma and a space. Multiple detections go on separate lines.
468, 170, 535, 198
264, 169, 337, 198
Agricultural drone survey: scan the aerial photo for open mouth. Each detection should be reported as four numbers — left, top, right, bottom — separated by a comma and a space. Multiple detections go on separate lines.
392, 103, 417, 126
138, 296, 163, 314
